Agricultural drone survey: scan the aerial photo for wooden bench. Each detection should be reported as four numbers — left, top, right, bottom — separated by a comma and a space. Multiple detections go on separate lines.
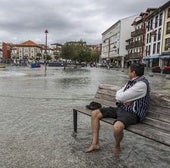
73, 84, 170, 146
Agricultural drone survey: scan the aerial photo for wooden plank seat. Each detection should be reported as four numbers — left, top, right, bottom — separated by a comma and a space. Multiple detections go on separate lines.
73, 84, 170, 146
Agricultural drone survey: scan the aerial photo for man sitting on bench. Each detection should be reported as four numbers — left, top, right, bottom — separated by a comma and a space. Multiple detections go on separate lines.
86, 63, 150, 154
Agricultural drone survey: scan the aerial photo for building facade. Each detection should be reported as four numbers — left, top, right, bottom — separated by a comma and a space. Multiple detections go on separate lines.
13, 40, 42, 61
161, 1, 170, 68
101, 15, 137, 68
143, 1, 170, 69
126, 11, 150, 64
2, 42, 12, 62
50, 43, 63, 60
144, 5, 165, 68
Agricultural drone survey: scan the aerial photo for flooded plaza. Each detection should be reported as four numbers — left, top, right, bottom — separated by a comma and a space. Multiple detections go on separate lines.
0, 66, 170, 168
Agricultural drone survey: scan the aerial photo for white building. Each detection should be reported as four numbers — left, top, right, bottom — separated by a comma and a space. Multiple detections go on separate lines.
144, 7, 165, 68
144, 1, 170, 69
14, 40, 42, 60
101, 15, 137, 68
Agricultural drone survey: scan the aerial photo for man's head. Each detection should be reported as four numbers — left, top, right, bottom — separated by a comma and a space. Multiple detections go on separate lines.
128, 63, 145, 79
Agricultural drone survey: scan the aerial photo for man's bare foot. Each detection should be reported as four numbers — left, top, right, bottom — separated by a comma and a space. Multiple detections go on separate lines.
113, 147, 121, 156
85, 144, 100, 153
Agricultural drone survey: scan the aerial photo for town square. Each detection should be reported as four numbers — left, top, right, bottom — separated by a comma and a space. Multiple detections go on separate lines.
0, 0, 170, 168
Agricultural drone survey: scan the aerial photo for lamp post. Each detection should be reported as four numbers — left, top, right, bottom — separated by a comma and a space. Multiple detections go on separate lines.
44, 29, 48, 76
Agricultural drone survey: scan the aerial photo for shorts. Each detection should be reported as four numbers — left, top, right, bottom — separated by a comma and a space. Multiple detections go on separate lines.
100, 106, 139, 128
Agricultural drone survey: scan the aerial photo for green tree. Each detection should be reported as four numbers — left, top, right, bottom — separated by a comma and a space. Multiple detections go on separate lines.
36, 53, 42, 60
61, 41, 92, 63
61, 42, 75, 60
91, 51, 100, 62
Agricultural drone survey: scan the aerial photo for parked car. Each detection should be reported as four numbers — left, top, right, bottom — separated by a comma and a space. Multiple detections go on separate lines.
48, 61, 64, 67
152, 66, 161, 73
31, 62, 41, 68
162, 66, 170, 74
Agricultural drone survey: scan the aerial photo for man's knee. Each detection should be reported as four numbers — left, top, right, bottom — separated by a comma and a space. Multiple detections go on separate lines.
91, 109, 102, 119
113, 121, 125, 133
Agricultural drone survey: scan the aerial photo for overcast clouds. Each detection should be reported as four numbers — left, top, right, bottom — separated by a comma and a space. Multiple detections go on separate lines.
0, 0, 168, 45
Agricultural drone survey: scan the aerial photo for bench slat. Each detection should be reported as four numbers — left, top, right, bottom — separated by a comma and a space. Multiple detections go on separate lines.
149, 106, 170, 115
95, 93, 115, 102
143, 117, 170, 132
93, 98, 114, 107
96, 88, 116, 97
147, 111, 170, 123
127, 124, 170, 146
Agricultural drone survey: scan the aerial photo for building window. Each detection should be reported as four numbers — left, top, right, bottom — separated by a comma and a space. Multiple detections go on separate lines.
165, 38, 170, 50
145, 46, 148, 55
157, 42, 160, 53
154, 16, 158, 28
146, 34, 149, 43
166, 21, 170, 34
150, 19, 153, 29
168, 8, 170, 18
153, 30, 157, 42
147, 23, 150, 31
159, 13, 163, 26
146, 45, 151, 56
24, 48, 28, 53
148, 45, 151, 55
153, 43, 156, 54
149, 33, 152, 42
158, 28, 161, 41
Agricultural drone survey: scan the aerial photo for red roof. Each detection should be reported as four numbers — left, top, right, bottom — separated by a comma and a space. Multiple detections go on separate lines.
16, 40, 41, 48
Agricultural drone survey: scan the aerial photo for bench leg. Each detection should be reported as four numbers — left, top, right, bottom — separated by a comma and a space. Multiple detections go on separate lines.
73, 109, 77, 133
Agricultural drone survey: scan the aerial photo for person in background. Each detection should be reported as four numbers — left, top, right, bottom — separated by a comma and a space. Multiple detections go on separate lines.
86, 63, 150, 154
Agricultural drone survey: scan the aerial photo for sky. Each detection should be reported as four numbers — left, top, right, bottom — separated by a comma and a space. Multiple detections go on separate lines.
0, 0, 168, 45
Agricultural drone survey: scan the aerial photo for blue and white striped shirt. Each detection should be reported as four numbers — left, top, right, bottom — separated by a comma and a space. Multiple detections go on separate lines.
115, 76, 150, 121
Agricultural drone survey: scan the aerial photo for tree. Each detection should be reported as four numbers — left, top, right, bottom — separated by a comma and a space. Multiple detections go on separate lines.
91, 50, 100, 62
61, 42, 74, 60
61, 41, 92, 63
36, 53, 42, 60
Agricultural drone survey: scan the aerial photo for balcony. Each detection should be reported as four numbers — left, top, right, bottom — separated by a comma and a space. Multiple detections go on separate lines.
126, 41, 144, 49
126, 44, 134, 50
131, 28, 144, 37
126, 52, 142, 59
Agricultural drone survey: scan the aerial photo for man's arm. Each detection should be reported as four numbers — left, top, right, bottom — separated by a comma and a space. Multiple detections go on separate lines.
115, 81, 147, 103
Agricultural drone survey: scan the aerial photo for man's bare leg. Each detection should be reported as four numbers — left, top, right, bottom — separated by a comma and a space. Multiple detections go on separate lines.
86, 109, 102, 153
113, 121, 125, 154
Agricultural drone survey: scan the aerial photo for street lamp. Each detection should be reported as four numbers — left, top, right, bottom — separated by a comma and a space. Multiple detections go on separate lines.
44, 29, 48, 76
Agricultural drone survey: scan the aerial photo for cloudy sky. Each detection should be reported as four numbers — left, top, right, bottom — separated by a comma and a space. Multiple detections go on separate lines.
0, 0, 168, 45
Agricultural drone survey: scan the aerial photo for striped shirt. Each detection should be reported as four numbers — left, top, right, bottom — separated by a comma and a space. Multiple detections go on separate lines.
115, 76, 150, 121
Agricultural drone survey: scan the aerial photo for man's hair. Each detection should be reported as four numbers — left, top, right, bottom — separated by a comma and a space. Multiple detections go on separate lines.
130, 63, 144, 76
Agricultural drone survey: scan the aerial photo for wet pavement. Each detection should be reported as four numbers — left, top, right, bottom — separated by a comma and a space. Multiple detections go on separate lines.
0, 66, 170, 168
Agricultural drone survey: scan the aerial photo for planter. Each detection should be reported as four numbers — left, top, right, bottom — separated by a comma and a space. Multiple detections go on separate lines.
163, 66, 170, 74
152, 66, 161, 73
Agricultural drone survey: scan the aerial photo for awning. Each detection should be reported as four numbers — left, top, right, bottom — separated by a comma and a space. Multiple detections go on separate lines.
150, 55, 159, 59
159, 55, 170, 59
143, 55, 159, 60
143, 57, 150, 60
129, 58, 139, 61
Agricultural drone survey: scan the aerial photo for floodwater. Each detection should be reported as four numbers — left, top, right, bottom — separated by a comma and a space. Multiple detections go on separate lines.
0, 66, 170, 168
